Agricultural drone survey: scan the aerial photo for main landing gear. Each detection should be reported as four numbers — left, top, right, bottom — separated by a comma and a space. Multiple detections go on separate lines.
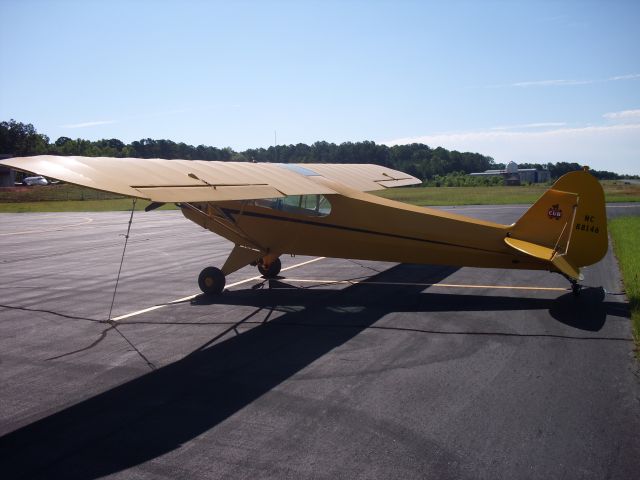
198, 266, 226, 296
197, 256, 282, 296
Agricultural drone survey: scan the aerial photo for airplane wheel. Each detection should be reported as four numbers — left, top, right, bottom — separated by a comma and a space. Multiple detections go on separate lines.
571, 282, 582, 296
198, 266, 226, 295
258, 257, 281, 278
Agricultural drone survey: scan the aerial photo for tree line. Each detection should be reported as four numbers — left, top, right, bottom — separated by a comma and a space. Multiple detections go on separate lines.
1, 119, 634, 182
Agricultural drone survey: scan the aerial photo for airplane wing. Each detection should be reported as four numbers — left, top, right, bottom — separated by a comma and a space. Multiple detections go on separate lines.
0, 155, 421, 203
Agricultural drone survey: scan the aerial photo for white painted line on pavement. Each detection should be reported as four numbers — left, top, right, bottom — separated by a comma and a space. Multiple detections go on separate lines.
280, 278, 568, 291
0, 217, 94, 236
111, 257, 326, 321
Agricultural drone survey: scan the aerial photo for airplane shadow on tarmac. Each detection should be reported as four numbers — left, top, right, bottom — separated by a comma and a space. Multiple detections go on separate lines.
0, 264, 630, 480
204, 276, 624, 334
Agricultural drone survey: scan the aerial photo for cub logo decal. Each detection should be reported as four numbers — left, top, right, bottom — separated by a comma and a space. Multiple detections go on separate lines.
548, 204, 562, 220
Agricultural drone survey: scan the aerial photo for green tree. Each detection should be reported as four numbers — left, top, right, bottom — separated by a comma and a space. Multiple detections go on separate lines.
0, 119, 49, 155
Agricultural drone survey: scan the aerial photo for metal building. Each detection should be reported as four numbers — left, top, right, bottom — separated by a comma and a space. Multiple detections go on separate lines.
0, 155, 16, 187
469, 162, 550, 185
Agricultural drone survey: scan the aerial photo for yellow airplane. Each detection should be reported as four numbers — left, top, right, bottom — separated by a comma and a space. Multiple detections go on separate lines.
1, 155, 608, 296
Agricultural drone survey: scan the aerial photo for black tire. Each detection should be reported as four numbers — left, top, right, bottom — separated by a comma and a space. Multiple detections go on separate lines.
258, 257, 281, 278
198, 266, 226, 295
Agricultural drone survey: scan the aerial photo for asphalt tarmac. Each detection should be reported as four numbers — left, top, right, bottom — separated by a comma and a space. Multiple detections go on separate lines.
1, 204, 639, 479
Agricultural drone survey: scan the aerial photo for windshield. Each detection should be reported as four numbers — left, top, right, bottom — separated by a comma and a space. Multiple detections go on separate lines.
252, 194, 331, 217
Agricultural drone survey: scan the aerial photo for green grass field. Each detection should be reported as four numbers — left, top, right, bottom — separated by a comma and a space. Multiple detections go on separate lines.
375, 180, 640, 206
0, 184, 177, 212
1, 180, 638, 213
609, 216, 640, 353
0, 198, 178, 213
0, 184, 123, 203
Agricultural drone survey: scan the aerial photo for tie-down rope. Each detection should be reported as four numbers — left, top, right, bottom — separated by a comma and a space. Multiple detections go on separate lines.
108, 198, 137, 321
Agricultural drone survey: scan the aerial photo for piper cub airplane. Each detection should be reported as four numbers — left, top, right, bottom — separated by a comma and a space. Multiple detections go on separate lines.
1, 155, 608, 296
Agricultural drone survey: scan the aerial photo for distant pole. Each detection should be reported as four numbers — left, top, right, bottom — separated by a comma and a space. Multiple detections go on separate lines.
274, 130, 277, 163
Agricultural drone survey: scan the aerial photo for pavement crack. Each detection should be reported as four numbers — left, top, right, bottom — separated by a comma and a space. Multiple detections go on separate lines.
0, 304, 104, 323
346, 258, 383, 274
261, 321, 634, 342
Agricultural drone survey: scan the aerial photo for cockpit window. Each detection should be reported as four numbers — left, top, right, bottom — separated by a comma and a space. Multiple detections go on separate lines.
276, 164, 320, 176
252, 194, 331, 217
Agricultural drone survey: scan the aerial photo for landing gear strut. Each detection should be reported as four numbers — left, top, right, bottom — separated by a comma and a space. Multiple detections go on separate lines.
198, 266, 226, 295
559, 272, 583, 296
258, 257, 281, 278
197, 252, 281, 295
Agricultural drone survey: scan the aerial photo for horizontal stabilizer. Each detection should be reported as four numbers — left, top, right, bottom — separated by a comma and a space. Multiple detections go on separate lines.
505, 236, 582, 280
504, 237, 554, 261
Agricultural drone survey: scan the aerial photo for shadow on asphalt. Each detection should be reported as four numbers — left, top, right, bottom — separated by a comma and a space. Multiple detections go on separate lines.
195, 280, 624, 334
549, 287, 615, 331
0, 264, 629, 479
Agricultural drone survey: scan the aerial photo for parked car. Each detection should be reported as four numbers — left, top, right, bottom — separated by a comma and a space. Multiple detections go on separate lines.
23, 176, 49, 186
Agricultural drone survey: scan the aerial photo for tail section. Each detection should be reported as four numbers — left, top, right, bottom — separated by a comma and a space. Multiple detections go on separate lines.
506, 168, 608, 279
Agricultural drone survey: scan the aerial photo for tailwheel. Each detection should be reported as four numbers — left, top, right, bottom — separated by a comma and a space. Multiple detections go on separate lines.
258, 257, 281, 278
198, 266, 226, 295
571, 281, 582, 296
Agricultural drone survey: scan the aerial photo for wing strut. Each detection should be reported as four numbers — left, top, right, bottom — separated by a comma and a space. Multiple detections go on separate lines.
180, 202, 267, 253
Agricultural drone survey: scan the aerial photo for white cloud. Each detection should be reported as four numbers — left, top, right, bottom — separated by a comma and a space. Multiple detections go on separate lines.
491, 73, 640, 88
510, 79, 593, 87
383, 123, 640, 175
490, 122, 566, 131
608, 74, 640, 81
60, 120, 116, 129
603, 109, 640, 120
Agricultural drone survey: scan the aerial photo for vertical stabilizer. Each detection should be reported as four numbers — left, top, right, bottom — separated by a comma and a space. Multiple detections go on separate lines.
508, 169, 608, 278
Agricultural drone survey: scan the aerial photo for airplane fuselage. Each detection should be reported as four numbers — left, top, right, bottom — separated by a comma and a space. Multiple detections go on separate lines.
182, 189, 549, 274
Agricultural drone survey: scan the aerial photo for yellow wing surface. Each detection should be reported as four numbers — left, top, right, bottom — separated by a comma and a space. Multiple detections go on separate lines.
0, 155, 421, 202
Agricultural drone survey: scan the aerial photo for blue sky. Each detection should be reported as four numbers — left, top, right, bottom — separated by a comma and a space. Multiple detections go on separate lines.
1, 0, 638, 174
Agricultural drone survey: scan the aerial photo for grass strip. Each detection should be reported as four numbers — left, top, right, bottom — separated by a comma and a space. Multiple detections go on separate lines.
0, 199, 178, 213
376, 182, 640, 206
609, 216, 640, 353
0, 180, 638, 213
